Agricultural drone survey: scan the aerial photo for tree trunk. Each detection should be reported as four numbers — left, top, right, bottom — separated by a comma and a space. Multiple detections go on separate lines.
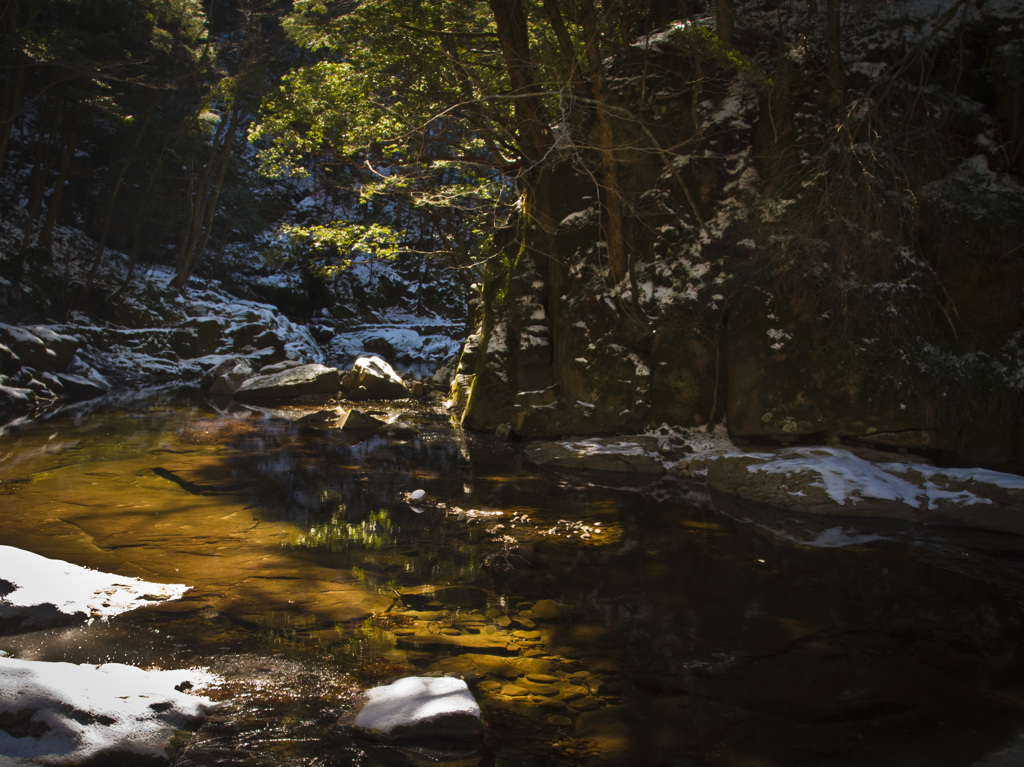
0, 0, 40, 175
488, 0, 552, 167
13, 99, 56, 279
85, 93, 160, 288
578, 0, 627, 283
716, 0, 735, 45
171, 106, 241, 290
38, 106, 80, 250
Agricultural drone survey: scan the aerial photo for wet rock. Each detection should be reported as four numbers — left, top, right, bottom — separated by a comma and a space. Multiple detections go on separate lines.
527, 674, 560, 684
568, 696, 603, 712
394, 632, 515, 655
521, 680, 559, 696
25, 326, 79, 369
512, 629, 542, 641
0, 385, 37, 417
52, 370, 110, 400
233, 363, 340, 404
347, 676, 483, 746
400, 585, 491, 610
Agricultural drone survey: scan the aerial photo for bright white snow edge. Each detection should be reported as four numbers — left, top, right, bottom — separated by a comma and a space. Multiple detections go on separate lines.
0, 656, 219, 766
0, 545, 189, 620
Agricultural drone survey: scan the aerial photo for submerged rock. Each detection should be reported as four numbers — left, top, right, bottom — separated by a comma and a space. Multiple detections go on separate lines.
346, 676, 483, 748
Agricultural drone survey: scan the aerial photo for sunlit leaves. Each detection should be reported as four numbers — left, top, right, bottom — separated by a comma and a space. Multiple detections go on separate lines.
268, 222, 405, 278
249, 61, 404, 177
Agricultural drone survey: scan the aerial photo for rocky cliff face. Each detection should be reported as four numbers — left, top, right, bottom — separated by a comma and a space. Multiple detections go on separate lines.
453, 1, 1024, 470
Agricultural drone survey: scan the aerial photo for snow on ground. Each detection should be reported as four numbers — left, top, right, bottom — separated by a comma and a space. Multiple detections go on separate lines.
0, 656, 218, 765
0, 545, 189, 623
0, 547, 215, 765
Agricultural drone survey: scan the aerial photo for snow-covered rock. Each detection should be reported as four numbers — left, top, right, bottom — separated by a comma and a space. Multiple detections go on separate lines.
348, 676, 482, 746
707, 447, 1024, 535
343, 355, 410, 400
0, 545, 190, 633
0, 656, 217, 765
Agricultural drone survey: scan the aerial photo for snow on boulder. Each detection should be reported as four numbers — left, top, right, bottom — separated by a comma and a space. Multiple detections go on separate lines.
0, 656, 218, 765
0, 545, 190, 634
232, 363, 340, 404
347, 676, 482, 747
343, 356, 410, 401
707, 447, 1024, 535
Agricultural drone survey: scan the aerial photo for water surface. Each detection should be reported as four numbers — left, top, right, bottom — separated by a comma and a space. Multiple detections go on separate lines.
2, 391, 1024, 766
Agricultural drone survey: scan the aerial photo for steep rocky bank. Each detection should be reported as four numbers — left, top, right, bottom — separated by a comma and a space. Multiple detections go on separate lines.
452, 0, 1024, 471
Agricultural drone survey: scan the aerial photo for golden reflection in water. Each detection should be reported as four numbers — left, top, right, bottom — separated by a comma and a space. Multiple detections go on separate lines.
0, 435, 392, 632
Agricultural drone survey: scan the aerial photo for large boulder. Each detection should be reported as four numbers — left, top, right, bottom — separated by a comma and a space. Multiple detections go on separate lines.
343, 356, 410, 400
233, 363, 340, 403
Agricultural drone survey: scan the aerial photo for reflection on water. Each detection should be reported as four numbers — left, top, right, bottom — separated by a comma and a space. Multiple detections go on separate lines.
2, 390, 1024, 766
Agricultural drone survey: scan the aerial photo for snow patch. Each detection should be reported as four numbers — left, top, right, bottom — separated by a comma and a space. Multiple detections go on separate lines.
0, 656, 218, 765
0, 545, 189, 622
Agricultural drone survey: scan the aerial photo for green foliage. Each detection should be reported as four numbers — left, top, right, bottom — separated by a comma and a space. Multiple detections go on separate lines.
268, 222, 405, 279
290, 506, 396, 551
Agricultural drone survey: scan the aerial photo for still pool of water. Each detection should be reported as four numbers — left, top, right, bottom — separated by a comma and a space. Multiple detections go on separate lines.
2, 390, 1024, 766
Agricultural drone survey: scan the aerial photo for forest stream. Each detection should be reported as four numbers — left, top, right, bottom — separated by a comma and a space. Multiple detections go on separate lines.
2, 390, 1024, 766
